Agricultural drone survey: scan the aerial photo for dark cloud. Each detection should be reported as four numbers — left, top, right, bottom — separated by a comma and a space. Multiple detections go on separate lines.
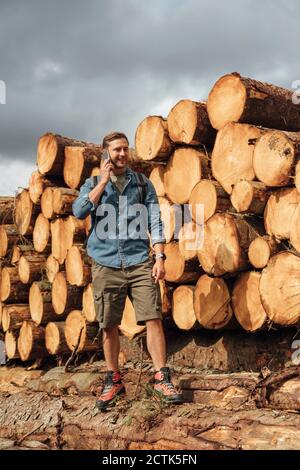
0, 0, 299, 193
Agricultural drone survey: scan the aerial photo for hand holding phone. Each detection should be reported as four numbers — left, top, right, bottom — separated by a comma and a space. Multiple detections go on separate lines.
100, 149, 113, 184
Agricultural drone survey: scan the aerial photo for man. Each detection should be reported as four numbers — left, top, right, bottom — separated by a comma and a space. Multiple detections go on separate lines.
73, 132, 182, 410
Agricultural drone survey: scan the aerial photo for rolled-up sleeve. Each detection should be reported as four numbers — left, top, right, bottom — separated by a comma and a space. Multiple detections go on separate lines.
145, 179, 166, 246
72, 178, 96, 219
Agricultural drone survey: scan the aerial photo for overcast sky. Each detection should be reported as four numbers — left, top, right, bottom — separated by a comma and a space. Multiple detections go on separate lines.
0, 0, 299, 195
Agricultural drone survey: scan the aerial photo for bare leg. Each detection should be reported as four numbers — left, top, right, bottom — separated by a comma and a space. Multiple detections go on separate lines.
146, 319, 166, 371
102, 326, 120, 371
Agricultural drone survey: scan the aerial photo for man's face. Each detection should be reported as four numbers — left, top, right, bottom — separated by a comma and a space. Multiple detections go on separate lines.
108, 138, 129, 169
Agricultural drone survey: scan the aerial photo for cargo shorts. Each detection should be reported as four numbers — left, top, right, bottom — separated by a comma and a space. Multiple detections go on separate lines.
91, 258, 163, 328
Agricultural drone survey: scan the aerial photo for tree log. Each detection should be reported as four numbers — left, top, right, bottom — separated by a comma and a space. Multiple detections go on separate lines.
158, 196, 182, 243
5, 330, 19, 359
0, 225, 19, 258
41, 187, 54, 219
230, 180, 271, 214
164, 147, 210, 204
63, 146, 102, 189
45, 322, 70, 355
37, 133, 89, 177
52, 272, 83, 316
178, 222, 203, 261
119, 298, 146, 340
253, 130, 300, 187
29, 281, 61, 325
290, 204, 300, 254
260, 252, 300, 326
65, 246, 92, 287
167, 100, 216, 146
194, 274, 232, 329
164, 242, 202, 283
135, 116, 173, 161
207, 72, 300, 131
51, 219, 66, 265
197, 213, 262, 276
17, 321, 48, 361
248, 236, 281, 269
82, 284, 96, 322
159, 280, 172, 316
52, 188, 79, 216
0, 267, 30, 303
264, 188, 300, 240
232, 272, 268, 332
45, 254, 62, 282
33, 214, 50, 253
18, 253, 47, 284
0, 197, 14, 224
11, 244, 35, 265
211, 123, 266, 194
2, 304, 31, 332
189, 179, 231, 223
172, 285, 197, 330
64, 310, 98, 352
15, 189, 40, 236
63, 216, 86, 251
28, 171, 64, 204
149, 166, 165, 197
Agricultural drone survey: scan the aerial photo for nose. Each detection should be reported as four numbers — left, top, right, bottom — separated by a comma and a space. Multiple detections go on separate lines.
120, 148, 125, 156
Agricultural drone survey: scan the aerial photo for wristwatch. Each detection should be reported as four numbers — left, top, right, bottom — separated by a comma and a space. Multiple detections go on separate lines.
153, 253, 166, 261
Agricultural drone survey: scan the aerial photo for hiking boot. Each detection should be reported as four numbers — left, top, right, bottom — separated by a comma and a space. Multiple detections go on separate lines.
153, 367, 183, 404
96, 370, 125, 410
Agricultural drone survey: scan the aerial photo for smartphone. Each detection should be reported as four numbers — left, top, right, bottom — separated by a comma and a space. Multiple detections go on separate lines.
102, 149, 111, 163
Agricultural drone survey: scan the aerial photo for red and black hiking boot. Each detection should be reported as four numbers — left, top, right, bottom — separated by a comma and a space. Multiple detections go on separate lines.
153, 367, 183, 404
96, 371, 125, 411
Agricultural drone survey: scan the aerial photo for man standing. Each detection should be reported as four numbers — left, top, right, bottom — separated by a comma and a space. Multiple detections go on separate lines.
73, 132, 182, 410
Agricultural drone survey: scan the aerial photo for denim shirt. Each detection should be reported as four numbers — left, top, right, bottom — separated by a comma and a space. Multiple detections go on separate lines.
72, 167, 166, 268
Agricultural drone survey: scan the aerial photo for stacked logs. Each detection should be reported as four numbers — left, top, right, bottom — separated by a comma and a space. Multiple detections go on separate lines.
134, 73, 300, 334
2, 72, 300, 364
0, 134, 156, 362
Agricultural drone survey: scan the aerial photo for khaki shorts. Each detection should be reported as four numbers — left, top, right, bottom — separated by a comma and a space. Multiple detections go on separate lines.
91, 258, 163, 328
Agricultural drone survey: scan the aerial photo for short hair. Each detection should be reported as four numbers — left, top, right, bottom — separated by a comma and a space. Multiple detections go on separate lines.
102, 132, 129, 149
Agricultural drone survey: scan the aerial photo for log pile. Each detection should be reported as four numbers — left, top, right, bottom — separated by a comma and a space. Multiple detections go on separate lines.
1, 72, 300, 366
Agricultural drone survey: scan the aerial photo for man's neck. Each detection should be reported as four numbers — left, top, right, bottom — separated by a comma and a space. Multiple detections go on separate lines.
111, 166, 127, 176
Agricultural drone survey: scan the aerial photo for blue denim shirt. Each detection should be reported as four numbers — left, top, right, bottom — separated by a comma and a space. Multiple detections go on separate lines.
72, 167, 166, 268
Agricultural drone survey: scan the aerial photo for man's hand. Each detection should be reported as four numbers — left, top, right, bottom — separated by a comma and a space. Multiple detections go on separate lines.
152, 259, 165, 283
100, 158, 113, 185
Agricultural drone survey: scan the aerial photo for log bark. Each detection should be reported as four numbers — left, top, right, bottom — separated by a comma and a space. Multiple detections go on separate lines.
248, 236, 281, 269
64, 310, 99, 352
18, 253, 47, 284
15, 189, 40, 236
33, 214, 50, 253
232, 272, 268, 332
82, 283, 96, 322
4, 330, 19, 359
211, 122, 266, 194
189, 179, 231, 223
63, 146, 102, 189
149, 166, 165, 197
164, 147, 210, 204
207, 72, 300, 131
230, 180, 271, 214
194, 274, 232, 329
253, 130, 300, 187
260, 252, 300, 326
65, 245, 92, 287
0, 197, 14, 224
29, 281, 62, 325
135, 116, 173, 161
0, 267, 30, 303
172, 285, 197, 330
17, 321, 48, 361
28, 171, 64, 204
0, 224, 19, 258
167, 100, 216, 146
52, 272, 83, 316
119, 298, 146, 340
45, 322, 70, 355
197, 213, 263, 276
11, 244, 35, 265
164, 242, 202, 283
2, 304, 31, 332
37, 133, 90, 177
264, 187, 300, 240
52, 188, 79, 215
